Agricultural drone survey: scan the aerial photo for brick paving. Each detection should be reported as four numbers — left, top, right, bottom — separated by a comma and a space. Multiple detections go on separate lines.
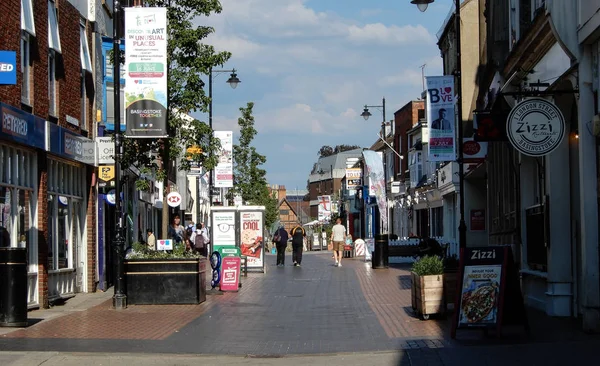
0, 251, 598, 363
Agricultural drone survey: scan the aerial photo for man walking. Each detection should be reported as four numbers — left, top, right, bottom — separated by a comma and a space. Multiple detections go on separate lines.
274, 225, 289, 267
330, 218, 347, 267
290, 222, 306, 267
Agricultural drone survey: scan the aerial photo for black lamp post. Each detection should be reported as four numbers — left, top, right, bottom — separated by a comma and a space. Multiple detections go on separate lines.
208, 68, 241, 207
411, 0, 467, 249
112, 0, 126, 309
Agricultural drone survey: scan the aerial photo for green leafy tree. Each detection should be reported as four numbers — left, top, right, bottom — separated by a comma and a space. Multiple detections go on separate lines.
118, 0, 230, 237
228, 103, 278, 227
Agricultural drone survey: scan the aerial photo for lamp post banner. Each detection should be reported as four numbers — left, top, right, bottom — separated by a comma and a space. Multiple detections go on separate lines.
426, 75, 456, 162
362, 150, 388, 231
123, 7, 168, 138
214, 131, 233, 187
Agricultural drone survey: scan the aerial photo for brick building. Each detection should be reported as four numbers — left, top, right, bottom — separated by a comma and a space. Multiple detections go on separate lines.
0, 0, 97, 308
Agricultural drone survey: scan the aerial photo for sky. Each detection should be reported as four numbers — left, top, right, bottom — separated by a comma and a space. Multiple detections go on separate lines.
192, 0, 455, 191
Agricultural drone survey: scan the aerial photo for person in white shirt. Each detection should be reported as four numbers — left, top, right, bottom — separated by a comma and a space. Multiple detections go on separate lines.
330, 218, 347, 267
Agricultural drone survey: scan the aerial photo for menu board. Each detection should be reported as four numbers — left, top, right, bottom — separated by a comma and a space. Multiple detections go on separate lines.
451, 246, 528, 338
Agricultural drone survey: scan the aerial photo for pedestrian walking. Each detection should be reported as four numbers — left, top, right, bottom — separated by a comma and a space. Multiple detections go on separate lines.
290, 222, 306, 267
330, 218, 347, 267
273, 225, 288, 267
168, 214, 185, 247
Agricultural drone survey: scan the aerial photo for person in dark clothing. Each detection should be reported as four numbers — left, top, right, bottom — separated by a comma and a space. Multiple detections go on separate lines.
290, 223, 306, 267
274, 226, 289, 267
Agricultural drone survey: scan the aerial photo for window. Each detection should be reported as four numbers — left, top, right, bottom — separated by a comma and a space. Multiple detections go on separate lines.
279, 209, 289, 215
48, 0, 61, 117
81, 73, 87, 130
21, 32, 31, 104
48, 1, 61, 53
48, 51, 57, 117
105, 82, 125, 128
21, 0, 36, 36
408, 151, 423, 188
430, 207, 443, 237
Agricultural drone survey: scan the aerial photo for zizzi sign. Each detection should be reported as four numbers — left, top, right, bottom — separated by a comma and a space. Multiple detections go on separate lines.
506, 98, 565, 157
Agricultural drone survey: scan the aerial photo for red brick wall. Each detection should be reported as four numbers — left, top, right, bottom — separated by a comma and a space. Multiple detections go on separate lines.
0, 0, 22, 106
37, 155, 49, 309
87, 168, 97, 292
394, 101, 424, 180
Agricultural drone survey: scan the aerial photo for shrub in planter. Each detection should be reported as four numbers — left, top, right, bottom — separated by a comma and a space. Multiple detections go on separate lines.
411, 255, 444, 320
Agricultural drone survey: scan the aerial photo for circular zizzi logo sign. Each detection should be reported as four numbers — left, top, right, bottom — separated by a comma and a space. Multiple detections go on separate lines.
506, 98, 565, 157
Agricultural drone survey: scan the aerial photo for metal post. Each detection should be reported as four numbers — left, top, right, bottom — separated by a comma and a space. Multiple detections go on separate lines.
208, 68, 213, 206
455, 0, 467, 249
112, 0, 127, 309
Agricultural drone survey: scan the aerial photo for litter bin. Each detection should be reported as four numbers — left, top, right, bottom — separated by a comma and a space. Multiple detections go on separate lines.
0, 247, 28, 327
372, 234, 389, 269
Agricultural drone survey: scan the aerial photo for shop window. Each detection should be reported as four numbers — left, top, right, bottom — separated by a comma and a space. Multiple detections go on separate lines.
408, 151, 423, 188
430, 206, 443, 237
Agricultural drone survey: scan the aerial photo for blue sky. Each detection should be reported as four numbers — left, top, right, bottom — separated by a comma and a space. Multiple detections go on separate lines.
193, 0, 454, 190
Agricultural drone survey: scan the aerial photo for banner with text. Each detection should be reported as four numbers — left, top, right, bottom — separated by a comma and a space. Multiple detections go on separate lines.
345, 168, 362, 190
426, 75, 456, 162
362, 150, 387, 230
214, 131, 233, 187
124, 7, 168, 138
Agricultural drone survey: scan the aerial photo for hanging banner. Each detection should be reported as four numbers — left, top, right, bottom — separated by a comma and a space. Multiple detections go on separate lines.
362, 150, 388, 230
426, 76, 456, 162
239, 210, 264, 269
124, 7, 168, 138
317, 195, 331, 222
214, 131, 233, 188
345, 168, 362, 190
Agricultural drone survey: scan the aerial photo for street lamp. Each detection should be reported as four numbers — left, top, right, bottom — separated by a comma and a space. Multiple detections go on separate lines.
361, 97, 386, 124
208, 68, 241, 207
412, 0, 467, 250
112, 0, 126, 309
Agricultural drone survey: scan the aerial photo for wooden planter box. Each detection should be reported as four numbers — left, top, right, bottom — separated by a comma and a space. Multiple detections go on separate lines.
444, 269, 458, 311
125, 258, 207, 305
411, 272, 444, 320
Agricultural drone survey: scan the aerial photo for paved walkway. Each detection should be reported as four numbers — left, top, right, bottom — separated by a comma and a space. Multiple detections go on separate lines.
0, 252, 598, 364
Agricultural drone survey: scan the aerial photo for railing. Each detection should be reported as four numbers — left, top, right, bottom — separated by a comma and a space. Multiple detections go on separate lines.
48, 269, 76, 301
388, 236, 459, 264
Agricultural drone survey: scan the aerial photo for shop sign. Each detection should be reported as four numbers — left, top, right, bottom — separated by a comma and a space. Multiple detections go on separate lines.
47, 122, 96, 165
345, 168, 362, 190
506, 98, 565, 157
166, 191, 181, 207
0, 102, 45, 149
157, 239, 173, 251
96, 137, 115, 164
99, 165, 115, 182
219, 256, 241, 292
0, 51, 17, 85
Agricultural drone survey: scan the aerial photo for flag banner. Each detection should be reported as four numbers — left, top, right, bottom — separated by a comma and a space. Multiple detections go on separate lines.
362, 150, 388, 230
214, 131, 233, 187
124, 7, 168, 138
426, 75, 456, 162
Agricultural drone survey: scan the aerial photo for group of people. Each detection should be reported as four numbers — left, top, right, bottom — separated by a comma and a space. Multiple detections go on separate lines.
272, 218, 348, 268
166, 214, 210, 255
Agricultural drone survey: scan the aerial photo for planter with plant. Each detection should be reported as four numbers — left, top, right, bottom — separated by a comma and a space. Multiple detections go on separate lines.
411, 255, 445, 320
125, 242, 207, 305
443, 254, 460, 311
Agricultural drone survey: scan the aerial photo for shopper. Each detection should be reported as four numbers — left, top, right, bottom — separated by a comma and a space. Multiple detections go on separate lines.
330, 218, 347, 267
273, 225, 289, 267
146, 228, 156, 250
290, 222, 306, 267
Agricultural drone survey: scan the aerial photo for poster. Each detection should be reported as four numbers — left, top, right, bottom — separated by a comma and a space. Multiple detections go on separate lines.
124, 7, 168, 138
317, 195, 331, 222
426, 76, 456, 162
239, 211, 264, 268
220, 256, 241, 292
362, 150, 388, 230
212, 211, 236, 246
156, 239, 173, 251
458, 265, 501, 327
470, 209, 486, 231
214, 131, 233, 187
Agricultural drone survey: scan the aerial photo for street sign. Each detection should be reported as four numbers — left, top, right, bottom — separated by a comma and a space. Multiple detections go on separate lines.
99, 165, 115, 182
167, 192, 182, 207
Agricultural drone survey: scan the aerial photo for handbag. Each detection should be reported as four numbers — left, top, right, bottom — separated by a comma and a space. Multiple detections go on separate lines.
273, 234, 281, 243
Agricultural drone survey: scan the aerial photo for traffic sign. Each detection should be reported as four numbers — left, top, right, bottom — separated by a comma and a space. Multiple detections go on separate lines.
167, 191, 182, 207
99, 165, 115, 182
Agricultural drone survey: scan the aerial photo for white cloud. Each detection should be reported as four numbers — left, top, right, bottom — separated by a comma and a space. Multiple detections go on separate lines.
346, 23, 434, 45
360, 8, 383, 17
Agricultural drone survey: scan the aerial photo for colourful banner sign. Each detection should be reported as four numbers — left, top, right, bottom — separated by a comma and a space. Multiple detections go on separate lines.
239, 211, 264, 269
124, 7, 168, 138
317, 195, 331, 222
345, 168, 362, 190
214, 131, 233, 188
362, 150, 388, 231
0, 51, 17, 85
426, 76, 456, 162
220, 256, 241, 292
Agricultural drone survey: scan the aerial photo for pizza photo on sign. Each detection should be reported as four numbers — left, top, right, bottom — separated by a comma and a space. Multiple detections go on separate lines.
458, 265, 501, 326
240, 227, 262, 258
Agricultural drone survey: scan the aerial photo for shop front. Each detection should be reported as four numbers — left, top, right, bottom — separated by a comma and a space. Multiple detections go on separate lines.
46, 123, 95, 300
0, 102, 44, 308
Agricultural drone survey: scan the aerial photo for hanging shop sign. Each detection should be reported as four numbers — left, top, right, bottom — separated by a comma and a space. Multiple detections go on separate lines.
47, 122, 96, 165
0, 102, 45, 149
96, 137, 115, 164
166, 191, 182, 207
99, 165, 115, 182
506, 98, 565, 157
451, 246, 528, 339
345, 168, 362, 190
0, 51, 17, 85
426, 75, 456, 162
123, 7, 168, 138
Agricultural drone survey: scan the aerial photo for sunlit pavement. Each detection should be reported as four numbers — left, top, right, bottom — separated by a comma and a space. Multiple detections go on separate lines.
0, 252, 599, 365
